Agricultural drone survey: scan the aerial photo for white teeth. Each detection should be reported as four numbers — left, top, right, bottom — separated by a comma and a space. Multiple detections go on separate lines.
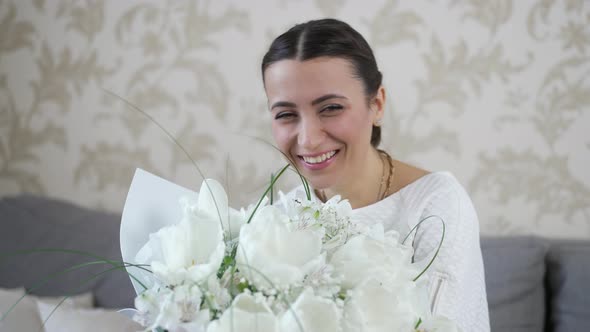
302, 151, 336, 164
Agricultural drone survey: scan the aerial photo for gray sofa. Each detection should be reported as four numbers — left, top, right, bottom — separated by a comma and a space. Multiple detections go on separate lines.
1, 194, 589, 331
481, 236, 590, 331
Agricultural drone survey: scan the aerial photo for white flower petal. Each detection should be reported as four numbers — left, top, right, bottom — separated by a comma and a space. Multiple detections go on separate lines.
207, 293, 279, 332
330, 225, 415, 289
135, 188, 227, 285
343, 278, 426, 332
236, 206, 323, 288
197, 179, 229, 226
280, 288, 342, 332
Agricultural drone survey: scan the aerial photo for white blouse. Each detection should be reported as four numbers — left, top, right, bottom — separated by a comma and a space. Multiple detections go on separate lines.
285, 172, 490, 332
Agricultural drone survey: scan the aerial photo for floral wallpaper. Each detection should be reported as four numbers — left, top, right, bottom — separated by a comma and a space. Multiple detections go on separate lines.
0, 0, 588, 238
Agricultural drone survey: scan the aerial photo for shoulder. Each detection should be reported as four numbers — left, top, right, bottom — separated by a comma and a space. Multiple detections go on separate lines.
406, 172, 463, 193
402, 171, 480, 259
392, 159, 469, 205
396, 170, 472, 214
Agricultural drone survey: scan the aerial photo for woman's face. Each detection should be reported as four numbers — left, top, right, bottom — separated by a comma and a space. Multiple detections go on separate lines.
264, 57, 383, 190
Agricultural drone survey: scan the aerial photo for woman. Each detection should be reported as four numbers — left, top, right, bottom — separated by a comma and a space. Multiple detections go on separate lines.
262, 19, 490, 331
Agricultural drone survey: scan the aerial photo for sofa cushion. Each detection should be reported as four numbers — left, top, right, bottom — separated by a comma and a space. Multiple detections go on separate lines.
36, 299, 142, 332
546, 240, 590, 332
480, 236, 548, 332
0, 194, 135, 308
0, 287, 93, 332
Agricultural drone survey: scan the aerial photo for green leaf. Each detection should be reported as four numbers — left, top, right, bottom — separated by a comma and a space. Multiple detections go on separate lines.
313, 210, 320, 219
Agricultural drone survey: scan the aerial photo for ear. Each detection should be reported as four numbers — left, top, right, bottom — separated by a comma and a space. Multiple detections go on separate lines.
371, 85, 386, 124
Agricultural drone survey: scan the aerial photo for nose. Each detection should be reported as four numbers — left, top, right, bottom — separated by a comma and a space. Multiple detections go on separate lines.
297, 116, 325, 150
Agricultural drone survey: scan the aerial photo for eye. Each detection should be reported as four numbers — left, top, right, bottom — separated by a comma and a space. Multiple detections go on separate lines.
274, 111, 297, 120
320, 104, 343, 114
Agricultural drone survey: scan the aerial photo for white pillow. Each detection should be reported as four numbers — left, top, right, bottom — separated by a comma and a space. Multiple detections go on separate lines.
32, 291, 94, 308
36, 300, 143, 332
0, 287, 93, 332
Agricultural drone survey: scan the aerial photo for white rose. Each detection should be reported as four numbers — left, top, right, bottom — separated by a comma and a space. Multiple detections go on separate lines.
329, 224, 416, 289
236, 205, 324, 289
207, 293, 279, 332
280, 288, 342, 332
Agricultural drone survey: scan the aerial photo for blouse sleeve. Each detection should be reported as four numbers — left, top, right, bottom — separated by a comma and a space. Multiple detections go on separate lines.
410, 177, 490, 332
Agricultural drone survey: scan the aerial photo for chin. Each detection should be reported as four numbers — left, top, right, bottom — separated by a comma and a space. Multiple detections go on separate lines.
302, 173, 334, 191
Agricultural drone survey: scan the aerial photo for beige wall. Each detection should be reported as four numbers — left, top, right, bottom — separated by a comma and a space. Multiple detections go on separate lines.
0, 0, 589, 238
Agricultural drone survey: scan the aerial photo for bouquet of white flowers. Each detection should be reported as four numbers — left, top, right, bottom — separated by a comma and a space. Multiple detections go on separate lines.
120, 168, 458, 332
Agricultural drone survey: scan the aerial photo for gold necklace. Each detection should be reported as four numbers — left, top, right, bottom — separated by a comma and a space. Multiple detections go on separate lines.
378, 149, 395, 200
376, 151, 387, 202
314, 149, 396, 203
315, 188, 327, 202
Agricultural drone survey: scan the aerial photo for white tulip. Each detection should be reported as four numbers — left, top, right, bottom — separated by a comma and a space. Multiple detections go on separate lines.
196, 178, 267, 240
329, 224, 416, 290
135, 179, 229, 285
236, 205, 324, 289
207, 293, 279, 332
280, 288, 342, 332
343, 277, 429, 332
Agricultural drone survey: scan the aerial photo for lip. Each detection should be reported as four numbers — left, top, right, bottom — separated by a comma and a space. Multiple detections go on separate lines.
297, 149, 339, 171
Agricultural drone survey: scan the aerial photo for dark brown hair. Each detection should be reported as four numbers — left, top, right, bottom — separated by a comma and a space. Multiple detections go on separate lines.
261, 18, 383, 147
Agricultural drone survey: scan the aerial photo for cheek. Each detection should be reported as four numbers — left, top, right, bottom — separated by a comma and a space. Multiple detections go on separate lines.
332, 110, 373, 142
271, 123, 292, 152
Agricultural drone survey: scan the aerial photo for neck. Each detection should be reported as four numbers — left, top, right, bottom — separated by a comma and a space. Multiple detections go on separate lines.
319, 148, 384, 209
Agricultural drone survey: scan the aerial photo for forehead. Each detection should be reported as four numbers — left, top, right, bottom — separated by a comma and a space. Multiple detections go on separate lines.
263, 57, 363, 102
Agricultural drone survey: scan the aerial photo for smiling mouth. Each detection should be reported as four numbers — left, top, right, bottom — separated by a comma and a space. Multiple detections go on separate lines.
298, 150, 339, 164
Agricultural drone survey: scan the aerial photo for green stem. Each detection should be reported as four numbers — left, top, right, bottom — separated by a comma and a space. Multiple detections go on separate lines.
103, 89, 229, 243
400, 215, 446, 282
237, 134, 312, 201
245, 163, 290, 225
1, 259, 148, 323
0, 248, 150, 289
38, 264, 140, 331
270, 172, 275, 205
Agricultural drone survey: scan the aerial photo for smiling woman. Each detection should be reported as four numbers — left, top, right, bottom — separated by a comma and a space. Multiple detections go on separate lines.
265, 57, 384, 206
261, 18, 491, 331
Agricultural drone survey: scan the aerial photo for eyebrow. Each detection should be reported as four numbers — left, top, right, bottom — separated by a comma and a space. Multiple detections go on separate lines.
270, 94, 347, 110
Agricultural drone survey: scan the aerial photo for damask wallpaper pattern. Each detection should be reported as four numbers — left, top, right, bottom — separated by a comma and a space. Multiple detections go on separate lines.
0, 0, 588, 238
